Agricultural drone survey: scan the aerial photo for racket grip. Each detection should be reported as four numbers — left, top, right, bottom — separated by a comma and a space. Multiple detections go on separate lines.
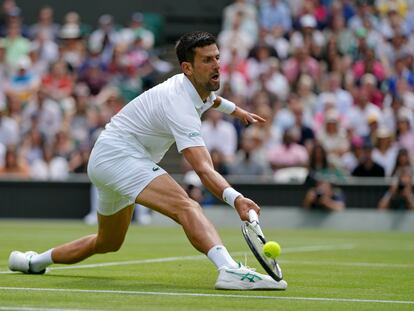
248, 209, 259, 223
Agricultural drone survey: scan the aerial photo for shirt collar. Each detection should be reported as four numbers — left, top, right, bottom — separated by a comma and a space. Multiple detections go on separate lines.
182, 74, 216, 109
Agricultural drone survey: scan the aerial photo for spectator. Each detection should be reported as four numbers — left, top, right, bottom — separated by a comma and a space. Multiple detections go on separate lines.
222, 0, 258, 44
306, 143, 345, 185
267, 127, 309, 171
120, 12, 155, 50
230, 127, 270, 176
63, 11, 92, 38
347, 87, 382, 137
21, 89, 62, 143
391, 147, 413, 177
41, 60, 74, 102
372, 127, 398, 176
259, 0, 292, 35
88, 14, 119, 65
316, 110, 350, 168
59, 23, 86, 69
283, 39, 320, 84
218, 11, 255, 60
303, 179, 345, 211
396, 115, 414, 159
201, 109, 237, 162
29, 6, 59, 41
3, 18, 31, 69
0, 145, 30, 178
4, 55, 40, 103
352, 141, 385, 177
30, 144, 69, 180
0, 102, 19, 146
378, 167, 414, 210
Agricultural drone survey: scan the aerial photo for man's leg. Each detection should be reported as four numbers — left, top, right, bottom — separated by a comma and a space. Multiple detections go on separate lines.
52, 205, 134, 263
136, 174, 238, 270
10, 205, 134, 273
136, 174, 221, 254
136, 174, 287, 290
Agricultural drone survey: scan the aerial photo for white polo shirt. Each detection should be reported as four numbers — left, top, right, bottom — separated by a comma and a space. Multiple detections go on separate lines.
100, 74, 216, 163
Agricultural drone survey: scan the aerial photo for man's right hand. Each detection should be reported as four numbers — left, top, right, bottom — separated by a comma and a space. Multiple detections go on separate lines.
234, 196, 261, 221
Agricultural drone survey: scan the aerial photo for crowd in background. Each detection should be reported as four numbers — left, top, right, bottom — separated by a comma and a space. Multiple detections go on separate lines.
0, 0, 170, 181
191, 0, 414, 210
0, 0, 413, 211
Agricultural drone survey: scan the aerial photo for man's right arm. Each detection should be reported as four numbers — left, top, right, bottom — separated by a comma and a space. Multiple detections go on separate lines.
182, 146, 260, 221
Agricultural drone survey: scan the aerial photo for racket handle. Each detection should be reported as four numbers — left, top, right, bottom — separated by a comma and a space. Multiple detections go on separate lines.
248, 209, 259, 223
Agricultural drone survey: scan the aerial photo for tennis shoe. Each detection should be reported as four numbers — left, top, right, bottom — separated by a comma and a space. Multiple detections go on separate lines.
8, 251, 46, 274
215, 263, 287, 290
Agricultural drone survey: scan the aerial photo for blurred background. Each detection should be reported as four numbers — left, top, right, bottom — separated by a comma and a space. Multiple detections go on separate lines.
0, 0, 413, 229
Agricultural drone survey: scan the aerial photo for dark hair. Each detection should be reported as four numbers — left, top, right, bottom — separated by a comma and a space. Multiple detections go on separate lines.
175, 31, 217, 64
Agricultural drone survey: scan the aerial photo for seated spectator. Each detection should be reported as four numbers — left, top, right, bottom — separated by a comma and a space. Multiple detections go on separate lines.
267, 127, 309, 171
372, 127, 399, 176
120, 12, 155, 50
68, 145, 90, 173
391, 148, 413, 177
41, 60, 74, 102
303, 179, 345, 211
316, 110, 349, 168
352, 142, 386, 177
378, 167, 414, 210
201, 109, 237, 162
283, 40, 320, 84
29, 5, 59, 41
259, 0, 292, 35
306, 143, 345, 185
396, 115, 414, 159
59, 23, 86, 69
0, 103, 19, 146
30, 144, 69, 180
352, 47, 386, 83
4, 56, 40, 103
229, 127, 270, 176
3, 19, 31, 68
0, 145, 30, 178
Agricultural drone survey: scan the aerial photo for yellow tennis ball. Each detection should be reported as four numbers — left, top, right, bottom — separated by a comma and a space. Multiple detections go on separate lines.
263, 241, 281, 258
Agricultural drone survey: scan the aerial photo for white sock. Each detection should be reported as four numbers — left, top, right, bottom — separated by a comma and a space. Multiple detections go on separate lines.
207, 245, 238, 270
30, 249, 54, 272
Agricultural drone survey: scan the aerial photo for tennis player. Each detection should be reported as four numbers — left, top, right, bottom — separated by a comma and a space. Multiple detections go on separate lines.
9, 31, 287, 290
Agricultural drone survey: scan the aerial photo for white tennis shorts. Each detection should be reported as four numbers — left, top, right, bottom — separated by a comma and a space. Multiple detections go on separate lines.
87, 136, 167, 216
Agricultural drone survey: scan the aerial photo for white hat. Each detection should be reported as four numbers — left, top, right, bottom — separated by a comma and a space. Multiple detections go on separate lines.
325, 110, 339, 123
60, 23, 80, 39
300, 14, 317, 28
16, 56, 31, 70
377, 127, 392, 138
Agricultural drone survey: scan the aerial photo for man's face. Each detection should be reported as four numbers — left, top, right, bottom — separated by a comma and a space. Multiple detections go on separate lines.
184, 44, 220, 98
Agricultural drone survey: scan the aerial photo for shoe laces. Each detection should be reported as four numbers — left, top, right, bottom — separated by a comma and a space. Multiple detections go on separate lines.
239, 261, 256, 272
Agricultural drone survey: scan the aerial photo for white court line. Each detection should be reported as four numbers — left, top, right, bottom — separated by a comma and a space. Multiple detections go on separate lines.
0, 244, 353, 274
0, 287, 413, 305
0, 307, 102, 311
280, 260, 414, 269
51, 244, 355, 271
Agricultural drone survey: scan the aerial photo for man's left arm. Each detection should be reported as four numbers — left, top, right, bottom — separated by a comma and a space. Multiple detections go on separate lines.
212, 96, 266, 125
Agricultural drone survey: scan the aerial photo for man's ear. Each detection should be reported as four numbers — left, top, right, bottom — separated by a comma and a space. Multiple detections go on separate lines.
181, 62, 193, 76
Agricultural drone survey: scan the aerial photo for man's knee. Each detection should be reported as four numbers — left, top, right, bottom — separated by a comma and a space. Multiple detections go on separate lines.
95, 236, 124, 253
174, 198, 203, 224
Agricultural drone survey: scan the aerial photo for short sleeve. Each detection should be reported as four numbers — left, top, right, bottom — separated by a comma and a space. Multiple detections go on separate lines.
164, 103, 206, 153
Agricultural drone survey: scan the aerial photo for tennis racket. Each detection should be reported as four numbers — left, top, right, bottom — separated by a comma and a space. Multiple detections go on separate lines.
241, 209, 283, 282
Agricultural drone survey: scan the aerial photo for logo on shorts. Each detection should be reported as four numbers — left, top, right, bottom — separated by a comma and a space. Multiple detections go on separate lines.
188, 131, 200, 138
152, 166, 160, 172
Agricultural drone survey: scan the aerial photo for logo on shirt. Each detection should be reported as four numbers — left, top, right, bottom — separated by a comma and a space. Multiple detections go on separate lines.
152, 166, 160, 172
188, 131, 200, 138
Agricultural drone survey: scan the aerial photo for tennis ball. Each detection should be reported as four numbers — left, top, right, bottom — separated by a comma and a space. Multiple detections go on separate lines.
263, 241, 281, 258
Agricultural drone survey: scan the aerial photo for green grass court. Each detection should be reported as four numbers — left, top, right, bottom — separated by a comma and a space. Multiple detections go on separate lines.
0, 220, 413, 311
